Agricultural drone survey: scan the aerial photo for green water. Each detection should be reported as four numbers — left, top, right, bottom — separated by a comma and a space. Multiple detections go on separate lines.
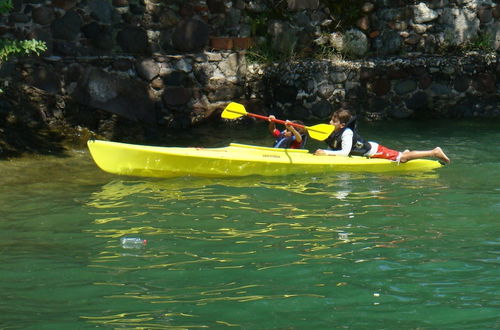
1, 120, 499, 329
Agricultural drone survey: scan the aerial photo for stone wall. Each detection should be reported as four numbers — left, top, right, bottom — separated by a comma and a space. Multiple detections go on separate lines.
0, 0, 499, 146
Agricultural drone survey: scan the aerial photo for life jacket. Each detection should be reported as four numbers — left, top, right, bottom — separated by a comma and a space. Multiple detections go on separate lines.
273, 130, 308, 149
324, 116, 371, 156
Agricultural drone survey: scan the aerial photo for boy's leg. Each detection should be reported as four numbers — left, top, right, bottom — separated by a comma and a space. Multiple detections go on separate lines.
400, 147, 450, 163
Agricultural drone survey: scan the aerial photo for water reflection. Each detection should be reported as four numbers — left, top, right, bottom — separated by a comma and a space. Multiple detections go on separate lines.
78, 173, 456, 327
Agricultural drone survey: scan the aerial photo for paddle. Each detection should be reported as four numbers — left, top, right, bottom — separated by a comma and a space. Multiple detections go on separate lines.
222, 102, 334, 141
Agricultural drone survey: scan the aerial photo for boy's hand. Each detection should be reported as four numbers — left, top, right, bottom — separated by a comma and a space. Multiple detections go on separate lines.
268, 115, 276, 122
314, 149, 330, 156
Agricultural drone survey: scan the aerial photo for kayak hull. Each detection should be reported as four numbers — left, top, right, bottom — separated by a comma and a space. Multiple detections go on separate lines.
87, 140, 443, 178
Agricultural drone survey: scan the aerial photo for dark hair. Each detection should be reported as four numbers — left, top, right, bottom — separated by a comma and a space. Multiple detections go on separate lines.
331, 109, 352, 125
289, 120, 306, 134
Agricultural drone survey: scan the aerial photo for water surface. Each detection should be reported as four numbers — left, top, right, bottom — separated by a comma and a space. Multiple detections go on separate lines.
0, 120, 499, 329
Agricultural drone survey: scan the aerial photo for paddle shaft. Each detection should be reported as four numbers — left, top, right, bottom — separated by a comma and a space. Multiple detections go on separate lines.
222, 102, 334, 139
246, 112, 307, 131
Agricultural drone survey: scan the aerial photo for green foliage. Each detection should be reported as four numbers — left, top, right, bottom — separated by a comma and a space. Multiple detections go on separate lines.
438, 31, 495, 55
1, 0, 47, 63
0, 0, 12, 14
313, 42, 345, 62
245, 40, 283, 64
0, 39, 47, 62
0, 0, 47, 92
464, 32, 495, 52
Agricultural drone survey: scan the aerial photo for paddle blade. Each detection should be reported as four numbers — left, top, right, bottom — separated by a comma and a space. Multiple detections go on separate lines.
305, 123, 335, 141
222, 102, 248, 119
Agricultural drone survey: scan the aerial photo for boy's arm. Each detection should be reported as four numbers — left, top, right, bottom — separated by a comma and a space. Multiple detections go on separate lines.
268, 115, 277, 134
315, 129, 353, 156
286, 122, 302, 143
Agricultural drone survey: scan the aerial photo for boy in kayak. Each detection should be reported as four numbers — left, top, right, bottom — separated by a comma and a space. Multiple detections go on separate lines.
314, 109, 450, 164
268, 115, 307, 149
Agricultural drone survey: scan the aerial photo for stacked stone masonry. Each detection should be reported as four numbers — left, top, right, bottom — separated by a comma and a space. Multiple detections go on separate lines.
0, 0, 498, 131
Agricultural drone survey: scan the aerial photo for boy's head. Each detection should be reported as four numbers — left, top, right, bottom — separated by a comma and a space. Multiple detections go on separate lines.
290, 120, 306, 134
284, 120, 306, 135
330, 109, 352, 130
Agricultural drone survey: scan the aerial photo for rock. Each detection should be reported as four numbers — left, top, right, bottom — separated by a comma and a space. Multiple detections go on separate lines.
53, 40, 79, 56
310, 99, 332, 118
318, 83, 335, 99
478, 5, 493, 24
485, 21, 500, 50
51, 10, 83, 41
369, 78, 391, 96
362, 2, 376, 13
418, 73, 433, 89
10, 13, 30, 23
493, 5, 500, 19
413, 3, 438, 23
164, 71, 189, 86
26, 64, 61, 94
112, 59, 133, 71
172, 18, 209, 52
52, 0, 79, 10
274, 85, 298, 103
357, 16, 370, 31
207, 0, 226, 14
472, 73, 496, 93
162, 87, 192, 106
348, 30, 371, 56
411, 23, 428, 34
268, 21, 299, 56
73, 68, 155, 123
453, 76, 470, 92
404, 33, 421, 45
82, 23, 115, 50
394, 79, 417, 95
439, 8, 479, 46
32, 6, 55, 25
136, 59, 160, 81
89, 0, 119, 24
113, 0, 129, 7
330, 71, 348, 83
287, 0, 320, 11
428, 0, 449, 9
117, 26, 149, 54
373, 30, 402, 55
429, 82, 452, 96
151, 77, 164, 90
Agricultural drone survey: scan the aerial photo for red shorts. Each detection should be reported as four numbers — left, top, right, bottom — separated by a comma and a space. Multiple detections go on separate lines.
371, 145, 401, 161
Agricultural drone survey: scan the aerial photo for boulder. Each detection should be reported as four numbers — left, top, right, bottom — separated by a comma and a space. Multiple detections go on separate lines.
117, 26, 149, 54
73, 68, 155, 123
172, 18, 209, 52
51, 10, 82, 41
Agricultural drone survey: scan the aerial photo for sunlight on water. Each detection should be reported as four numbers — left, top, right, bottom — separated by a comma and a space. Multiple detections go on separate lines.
72, 170, 498, 328
0, 120, 499, 328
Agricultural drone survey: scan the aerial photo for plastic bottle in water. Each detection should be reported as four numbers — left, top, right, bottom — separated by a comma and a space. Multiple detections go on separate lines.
120, 237, 147, 249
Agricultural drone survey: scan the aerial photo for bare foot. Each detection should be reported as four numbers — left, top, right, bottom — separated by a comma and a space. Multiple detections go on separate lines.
433, 147, 450, 164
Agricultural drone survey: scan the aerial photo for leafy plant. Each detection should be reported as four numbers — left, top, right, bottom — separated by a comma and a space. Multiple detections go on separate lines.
0, 39, 47, 62
438, 30, 494, 54
464, 32, 494, 52
245, 39, 283, 64
0, 0, 12, 13
0, 0, 47, 92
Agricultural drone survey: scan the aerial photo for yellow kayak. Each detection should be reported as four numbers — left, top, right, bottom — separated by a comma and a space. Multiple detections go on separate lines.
87, 139, 443, 178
